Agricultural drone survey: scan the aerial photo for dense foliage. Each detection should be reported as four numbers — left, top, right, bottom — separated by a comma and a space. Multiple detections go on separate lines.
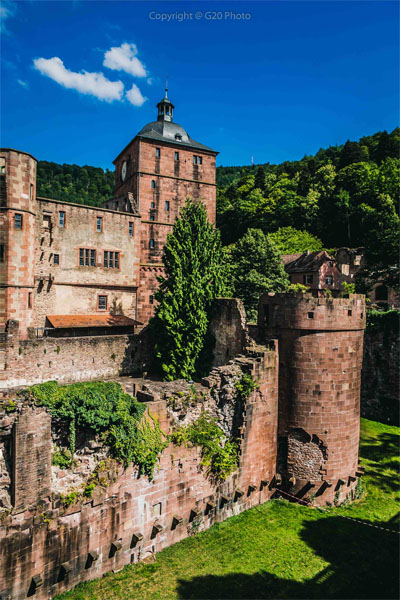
225, 229, 289, 320
152, 199, 225, 381
170, 413, 238, 481
268, 227, 323, 255
26, 381, 167, 479
217, 128, 399, 286
37, 160, 114, 206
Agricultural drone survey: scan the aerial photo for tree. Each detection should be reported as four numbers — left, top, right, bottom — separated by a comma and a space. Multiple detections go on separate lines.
152, 199, 225, 381
254, 166, 266, 191
269, 227, 323, 255
227, 229, 289, 321
339, 140, 369, 169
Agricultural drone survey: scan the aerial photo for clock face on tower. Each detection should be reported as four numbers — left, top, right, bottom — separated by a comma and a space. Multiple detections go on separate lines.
121, 161, 127, 182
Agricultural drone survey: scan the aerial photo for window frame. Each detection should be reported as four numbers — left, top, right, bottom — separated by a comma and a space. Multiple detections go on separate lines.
79, 247, 97, 267
96, 216, 103, 233
128, 221, 134, 237
14, 213, 23, 230
103, 250, 120, 269
97, 295, 108, 311
53, 254, 60, 265
155, 148, 160, 158
59, 211, 66, 228
326, 275, 333, 285
149, 238, 155, 249
165, 201, 170, 212
174, 151, 179, 161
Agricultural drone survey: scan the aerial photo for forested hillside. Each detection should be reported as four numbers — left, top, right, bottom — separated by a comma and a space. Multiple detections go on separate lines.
37, 161, 114, 207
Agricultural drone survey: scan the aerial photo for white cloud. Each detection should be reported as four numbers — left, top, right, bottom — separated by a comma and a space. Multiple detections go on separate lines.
126, 83, 147, 106
104, 43, 147, 78
0, 1, 16, 33
33, 57, 124, 102
17, 79, 29, 89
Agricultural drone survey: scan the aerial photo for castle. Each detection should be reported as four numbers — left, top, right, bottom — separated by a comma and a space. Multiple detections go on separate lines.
0, 88, 217, 341
0, 94, 367, 600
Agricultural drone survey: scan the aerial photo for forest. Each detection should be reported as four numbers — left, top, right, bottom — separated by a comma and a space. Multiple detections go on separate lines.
36, 127, 399, 287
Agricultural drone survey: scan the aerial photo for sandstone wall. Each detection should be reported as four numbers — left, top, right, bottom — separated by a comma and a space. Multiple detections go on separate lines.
0, 346, 278, 600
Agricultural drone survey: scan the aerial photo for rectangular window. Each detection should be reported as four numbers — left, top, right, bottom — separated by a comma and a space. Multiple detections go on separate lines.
151, 201, 155, 209
28, 292, 32, 308
0, 244, 4, 262
15, 214, 23, 230
326, 276, 333, 285
303, 274, 313, 285
149, 238, 155, 249
79, 248, 96, 267
98, 295, 107, 310
96, 217, 103, 232
165, 201, 170, 212
43, 215, 51, 228
193, 155, 198, 165
129, 222, 134, 237
104, 251, 119, 268
155, 148, 160, 158
150, 215, 155, 221
59, 211, 65, 227
30, 184, 34, 200
151, 180, 156, 189
149, 295, 154, 304
53, 254, 59, 265
198, 156, 203, 165
175, 152, 179, 161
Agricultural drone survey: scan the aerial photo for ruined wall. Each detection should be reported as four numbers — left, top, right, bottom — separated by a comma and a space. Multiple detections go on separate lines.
0, 345, 278, 600
258, 292, 365, 505
361, 310, 399, 424
208, 298, 249, 368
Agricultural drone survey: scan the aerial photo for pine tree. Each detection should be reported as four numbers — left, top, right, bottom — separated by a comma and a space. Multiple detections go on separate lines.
152, 199, 225, 381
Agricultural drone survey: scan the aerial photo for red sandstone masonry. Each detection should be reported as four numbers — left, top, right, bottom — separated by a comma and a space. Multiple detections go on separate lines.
0, 346, 278, 600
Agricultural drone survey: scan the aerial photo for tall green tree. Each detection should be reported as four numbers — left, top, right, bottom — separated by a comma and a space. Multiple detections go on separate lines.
152, 199, 225, 381
269, 227, 323, 255
226, 229, 289, 321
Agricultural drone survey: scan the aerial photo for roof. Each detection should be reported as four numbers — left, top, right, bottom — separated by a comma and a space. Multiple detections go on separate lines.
137, 120, 217, 153
282, 253, 303, 266
283, 250, 335, 273
46, 314, 138, 328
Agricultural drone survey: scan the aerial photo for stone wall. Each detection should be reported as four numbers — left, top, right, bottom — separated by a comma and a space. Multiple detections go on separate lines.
0, 345, 278, 600
208, 298, 249, 368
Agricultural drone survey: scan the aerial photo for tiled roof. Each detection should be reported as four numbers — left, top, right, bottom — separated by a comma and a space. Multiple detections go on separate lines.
283, 251, 334, 273
282, 253, 303, 266
46, 314, 138, 328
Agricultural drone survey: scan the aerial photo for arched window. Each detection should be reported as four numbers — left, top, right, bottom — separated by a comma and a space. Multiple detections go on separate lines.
149, 238, 155, 249
151, 180, 156, 189
375, 285, 388, 301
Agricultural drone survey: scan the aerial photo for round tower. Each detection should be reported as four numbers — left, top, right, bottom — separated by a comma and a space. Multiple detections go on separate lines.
258, 292, 366, 505
0, 149, 37, 339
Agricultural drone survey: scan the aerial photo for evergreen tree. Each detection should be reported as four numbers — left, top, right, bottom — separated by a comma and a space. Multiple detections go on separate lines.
254, 166, 266, 191
152, 199, 225, 381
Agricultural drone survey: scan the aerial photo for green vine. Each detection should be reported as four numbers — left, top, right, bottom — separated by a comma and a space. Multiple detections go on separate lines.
23, 380, 166, 479
170, 413, 238, 481
234, 373, 258, 402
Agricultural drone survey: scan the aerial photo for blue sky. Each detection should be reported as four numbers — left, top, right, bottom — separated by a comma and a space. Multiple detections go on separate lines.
1, 1, 398, 169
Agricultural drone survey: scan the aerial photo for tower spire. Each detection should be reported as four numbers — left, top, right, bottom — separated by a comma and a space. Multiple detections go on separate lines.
165, 75, 169, 98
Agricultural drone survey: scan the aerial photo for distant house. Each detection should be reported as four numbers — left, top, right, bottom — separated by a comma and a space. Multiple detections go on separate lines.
282, 250, 340, 291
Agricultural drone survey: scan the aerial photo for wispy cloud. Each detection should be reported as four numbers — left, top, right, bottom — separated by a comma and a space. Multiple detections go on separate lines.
104, 43, 147, 78
33, 57, 124, 102
17, 79, 29, 89
0, 0, 16, 34
126, 83, 147, 106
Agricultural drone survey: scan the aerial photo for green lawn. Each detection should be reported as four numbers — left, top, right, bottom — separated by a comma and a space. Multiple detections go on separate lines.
56, 418, 399, 600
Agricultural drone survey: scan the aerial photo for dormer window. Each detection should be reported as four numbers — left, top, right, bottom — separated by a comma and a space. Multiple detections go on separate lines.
175, 134, 182, 141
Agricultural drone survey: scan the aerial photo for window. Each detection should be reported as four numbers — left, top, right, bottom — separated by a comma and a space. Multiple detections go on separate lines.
59, 211, 65, 227
193, 155, 202, 165
198, 156, 203, 165
129, 222, 134, 237
193, 155, 198, 165
28, 292, 32, 308
43, 215, 51, 228
165, 201, 170, 212
326, 276, 333, 285
104, 251, 119, 269
151, 202, 155, 209
0, 244, 4, 262
328, 261, 333, 268
96, 217, 103, 232
151, 180, 156, 189
150, 215, 155, 221
308, 312, 314, 319
14, 214, 23, 230
149, 295, 154, 304
155, 148, 160, 158
375, 285, 388, 301
53, 254, 59, 265
149, 238, 155, 249
79, 248, 96, 267
98, 295, 107, 310
175, 152, 179, 161
175, 134, 182, 141
30, 184, 34, 200
303, 274, 313, 285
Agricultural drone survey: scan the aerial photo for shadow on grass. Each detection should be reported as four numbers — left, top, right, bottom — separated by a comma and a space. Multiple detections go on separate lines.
359, 431, 400, 493
177, 514, 399, 600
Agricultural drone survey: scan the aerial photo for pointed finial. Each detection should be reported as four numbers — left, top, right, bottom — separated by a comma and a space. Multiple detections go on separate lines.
165, 75, 169, 98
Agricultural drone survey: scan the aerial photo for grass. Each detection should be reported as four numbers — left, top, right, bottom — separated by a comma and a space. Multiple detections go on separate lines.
56, 418, 399, 600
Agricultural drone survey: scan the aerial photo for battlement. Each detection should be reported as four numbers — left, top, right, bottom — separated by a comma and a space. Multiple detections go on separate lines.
258, 292, 366, 332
